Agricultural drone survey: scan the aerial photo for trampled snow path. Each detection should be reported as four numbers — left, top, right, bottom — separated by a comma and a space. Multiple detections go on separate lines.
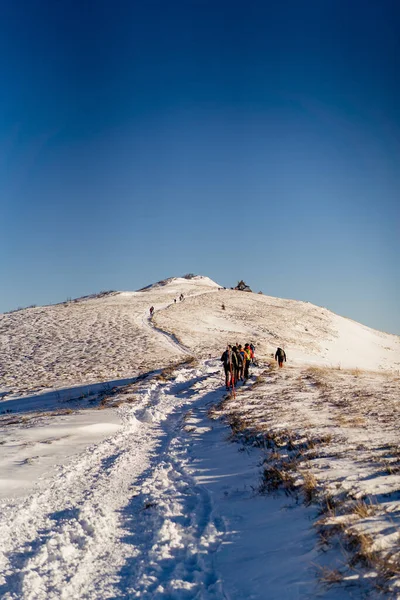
1, 356, 353, 600
0, 362, 230, 600
141, 308, 192, 356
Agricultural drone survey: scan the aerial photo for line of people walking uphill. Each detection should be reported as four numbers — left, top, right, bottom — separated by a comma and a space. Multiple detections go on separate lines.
220, 344, 254, 390
221, 344, 288, 390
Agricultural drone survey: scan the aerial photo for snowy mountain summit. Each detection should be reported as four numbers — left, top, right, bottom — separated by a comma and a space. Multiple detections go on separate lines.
138, 274, 220, 292
1, 275, 399, 399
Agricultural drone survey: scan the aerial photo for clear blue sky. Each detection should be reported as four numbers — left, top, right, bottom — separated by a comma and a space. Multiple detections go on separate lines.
1, 0, 399, 334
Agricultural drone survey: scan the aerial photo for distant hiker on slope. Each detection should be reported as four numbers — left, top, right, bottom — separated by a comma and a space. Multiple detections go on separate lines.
250, 343, 256, 363
149, 306, 154, 317
248, 344, 254, 363
221, 345, 237, 390
275, 347, 287, 368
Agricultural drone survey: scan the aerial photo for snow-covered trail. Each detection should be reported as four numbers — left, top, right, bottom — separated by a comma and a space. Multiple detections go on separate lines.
139, 287, 221, 358
1, 357, 368, 600
140, 307, 191, 357
0, 361, 228, 600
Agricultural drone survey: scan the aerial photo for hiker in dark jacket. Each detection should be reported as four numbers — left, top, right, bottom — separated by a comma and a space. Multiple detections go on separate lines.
237, 345, 245, 380
275, 347, 287, 368
232, 346, 243, 384
221, 346, 237, 389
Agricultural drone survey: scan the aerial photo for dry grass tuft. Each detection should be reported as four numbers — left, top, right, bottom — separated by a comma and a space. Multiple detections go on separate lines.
302, 471, 318, 505
251, 370, 269, 388
0, 408, 75, 426
375, 551, 400, 583
227, 414, 249, 436
334, 414, 366, 428
382, 459, 400, 475
349, 368, 361, 377
260, 464, 296, 495
346, 531, 376, 568
156, 356, 197, 381
317, 493, 338, 516
156, 367, 177, 381
352, 499, 377, 518
317, 566, 344, 586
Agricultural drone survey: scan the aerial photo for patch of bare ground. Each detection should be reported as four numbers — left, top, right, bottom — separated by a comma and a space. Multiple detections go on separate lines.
210, 363, 400, 596
99, 357, 198, 408
0, 408, 75, 427
155, 356, 197, 382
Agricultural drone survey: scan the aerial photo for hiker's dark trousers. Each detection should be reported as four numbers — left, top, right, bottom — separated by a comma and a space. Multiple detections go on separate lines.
234, 366, 241, 383
244, 359, 250, 379
224, 366, 233, 388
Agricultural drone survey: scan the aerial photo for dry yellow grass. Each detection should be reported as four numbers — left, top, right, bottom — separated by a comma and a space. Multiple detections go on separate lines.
302, 470, 318, 505
334, 414, 366, 428
352, 499, 377, 518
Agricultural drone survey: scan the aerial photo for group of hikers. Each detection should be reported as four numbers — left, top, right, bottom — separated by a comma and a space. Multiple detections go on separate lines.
220, 343, 255, 390
174, 294, 185, 303
150, 293, 185, 315
221, 344, 287, 390
148, 297, 287, 388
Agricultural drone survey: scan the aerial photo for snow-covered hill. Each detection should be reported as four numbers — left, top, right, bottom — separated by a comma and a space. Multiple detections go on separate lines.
1, 276, 399, 399
153, 286, 400, 372
1, 276, 400, 599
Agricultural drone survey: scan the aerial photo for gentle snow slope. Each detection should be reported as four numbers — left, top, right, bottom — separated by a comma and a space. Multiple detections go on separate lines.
1, 276, 400, 599
0, 360, 342, 600
1, 276, 399, 399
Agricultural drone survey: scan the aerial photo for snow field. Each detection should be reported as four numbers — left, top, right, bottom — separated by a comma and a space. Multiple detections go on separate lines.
2, 275, 399, 402
152, 287, 400, 372
0, 362, 229, 599
1, 275, 400, 599
0, 356, 345, 600
0, 297, 160, 396
211, 362, 400, 596
0, 409, 121, 499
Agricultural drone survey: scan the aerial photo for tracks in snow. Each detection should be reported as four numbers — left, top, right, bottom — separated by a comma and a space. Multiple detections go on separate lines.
0, 361, 227, 600
149, 315, 192, 356
141, 287, 221, 358
118, 409, 226, 599
141, 302, 192, 357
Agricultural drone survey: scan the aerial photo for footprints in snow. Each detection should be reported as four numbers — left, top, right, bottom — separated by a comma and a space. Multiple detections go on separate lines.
118, 406, 225, 599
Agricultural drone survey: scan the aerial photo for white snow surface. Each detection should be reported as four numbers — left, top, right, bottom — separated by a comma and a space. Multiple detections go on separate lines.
1, 276, 398, 400
0, 276, 400, 599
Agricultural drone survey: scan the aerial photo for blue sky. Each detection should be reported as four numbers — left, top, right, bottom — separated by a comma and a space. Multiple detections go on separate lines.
1, 0, 399, 334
